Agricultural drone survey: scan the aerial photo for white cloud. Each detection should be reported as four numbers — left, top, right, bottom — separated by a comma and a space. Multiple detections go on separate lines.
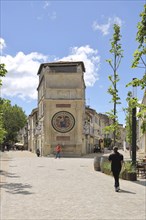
92, 18, 111, 36
59, 45, 100, 86
37, 2, 56, 21
43, 1, 50, 9
48, 11, 57, 20
0, 38, 6, 52
92, 16, 123, 36
37, 15, 43, 20
1, 52, 48, 100
1, 45, 100, 101
113, 17, 122, 27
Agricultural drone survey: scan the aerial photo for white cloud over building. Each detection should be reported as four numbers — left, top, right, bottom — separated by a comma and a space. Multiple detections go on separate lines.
92, 16, 123, 36
0, 38, 6, 52
1, 40, 100, 101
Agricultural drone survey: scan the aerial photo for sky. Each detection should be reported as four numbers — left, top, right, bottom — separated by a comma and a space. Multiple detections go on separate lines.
0, 0, 145, 125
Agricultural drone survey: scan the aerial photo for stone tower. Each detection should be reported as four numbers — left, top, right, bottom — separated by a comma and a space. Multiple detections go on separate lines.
37, 61, 86, 156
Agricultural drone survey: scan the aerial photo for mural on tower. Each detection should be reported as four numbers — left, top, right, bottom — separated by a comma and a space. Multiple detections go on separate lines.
51, 111, 75, 133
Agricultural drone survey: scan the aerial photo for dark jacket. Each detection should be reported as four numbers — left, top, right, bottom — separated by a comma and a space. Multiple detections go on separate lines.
108, 152, 123, 172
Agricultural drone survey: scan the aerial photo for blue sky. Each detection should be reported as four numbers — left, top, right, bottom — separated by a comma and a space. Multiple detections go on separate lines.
0, 0, 145, 125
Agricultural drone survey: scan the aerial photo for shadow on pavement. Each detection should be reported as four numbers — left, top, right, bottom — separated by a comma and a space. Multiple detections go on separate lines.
134, 179, 146, 187
56, 169, 66, 171
119, 189, 136, 194
0, 170, 20, 178
0, 182, 34, 195
0, 159, 13, 162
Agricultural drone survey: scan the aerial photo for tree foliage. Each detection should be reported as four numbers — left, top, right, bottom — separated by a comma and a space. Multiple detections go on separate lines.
125, 92, 146, 135
126, 4, 146, 134
105, 24, 123, 145
0, 63, 7, 86
127, 4, 146, 89
0, 64, 7, 144
0, 111, 7, 144
124, 92, 133, 146
0, 98, 27, 144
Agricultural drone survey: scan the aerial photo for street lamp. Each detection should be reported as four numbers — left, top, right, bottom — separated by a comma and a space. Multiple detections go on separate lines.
132, 78, 137, 167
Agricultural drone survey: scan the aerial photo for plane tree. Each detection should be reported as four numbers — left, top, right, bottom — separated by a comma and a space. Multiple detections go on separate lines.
0, 63, 7, 144
1, 100, 27, 146
105, 24, 123, 146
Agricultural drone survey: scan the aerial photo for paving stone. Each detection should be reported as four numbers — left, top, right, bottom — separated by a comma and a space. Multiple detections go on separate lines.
0, 151, 145, 220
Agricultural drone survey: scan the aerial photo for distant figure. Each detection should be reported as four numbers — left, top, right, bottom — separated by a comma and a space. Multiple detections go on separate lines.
108, 146, 124, 192
93, 144, 101, 153
100, 141, 104, 153
93, 145, 97, 153
55, 144, 62, 159
36, 148, 40, 157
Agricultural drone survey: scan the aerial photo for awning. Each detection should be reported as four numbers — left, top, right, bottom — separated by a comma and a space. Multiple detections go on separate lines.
14, 143, 24, 146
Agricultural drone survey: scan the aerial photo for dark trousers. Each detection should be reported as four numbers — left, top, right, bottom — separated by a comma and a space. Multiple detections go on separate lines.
56, 152, 61, 158
112, 170, 121, 188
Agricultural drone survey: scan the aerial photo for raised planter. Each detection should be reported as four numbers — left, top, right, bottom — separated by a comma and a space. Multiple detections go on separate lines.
94, 158, 137, 181
120, 170, 127, 180
100, 156, 109, 173
126, 172, 137, 181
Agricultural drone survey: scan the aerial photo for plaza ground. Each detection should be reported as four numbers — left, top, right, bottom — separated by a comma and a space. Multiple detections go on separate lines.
0, 150, 146, 220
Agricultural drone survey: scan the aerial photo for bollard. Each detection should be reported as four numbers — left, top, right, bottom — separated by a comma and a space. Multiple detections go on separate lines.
93, 156, 101, 171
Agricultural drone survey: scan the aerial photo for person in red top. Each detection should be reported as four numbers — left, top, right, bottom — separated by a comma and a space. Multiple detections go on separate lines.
55, 144, 62, 159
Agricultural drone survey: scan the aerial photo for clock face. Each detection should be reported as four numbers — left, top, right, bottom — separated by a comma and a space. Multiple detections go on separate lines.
52, 111, 75, 133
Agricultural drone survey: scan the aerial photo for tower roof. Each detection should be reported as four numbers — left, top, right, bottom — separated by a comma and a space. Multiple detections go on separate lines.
37, 61, 85, 75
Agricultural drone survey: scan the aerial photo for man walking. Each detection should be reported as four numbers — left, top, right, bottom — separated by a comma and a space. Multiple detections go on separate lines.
108, 146, 124, 192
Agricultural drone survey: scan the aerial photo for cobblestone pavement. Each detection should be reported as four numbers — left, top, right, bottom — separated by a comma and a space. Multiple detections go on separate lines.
0, 151, 146, 220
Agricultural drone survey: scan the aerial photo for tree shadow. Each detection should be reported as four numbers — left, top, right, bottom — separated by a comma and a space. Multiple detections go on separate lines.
9, 165, 17, 167
56, 169, 65, 171
0, 159, 13, 162
0, 170, 20, 178
0, 182, 34, 195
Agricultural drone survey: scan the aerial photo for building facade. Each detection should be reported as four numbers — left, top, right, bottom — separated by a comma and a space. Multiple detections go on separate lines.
27, 108, 38, 152
36, 61, 86, 156
26, 61, 126, 156
138, 90, 146, 154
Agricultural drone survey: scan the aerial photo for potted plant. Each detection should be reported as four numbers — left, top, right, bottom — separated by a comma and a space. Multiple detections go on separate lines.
102, 161, 111, 175
124, 161, 137, 181
120, 168, 127, 180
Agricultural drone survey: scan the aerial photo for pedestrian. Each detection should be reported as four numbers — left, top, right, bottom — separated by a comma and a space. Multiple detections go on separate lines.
55, 144, 62, 159
93, 145, 97, 153
100, 141, 104, 153
108, 146, 124, 192
36, 148, 40, 157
